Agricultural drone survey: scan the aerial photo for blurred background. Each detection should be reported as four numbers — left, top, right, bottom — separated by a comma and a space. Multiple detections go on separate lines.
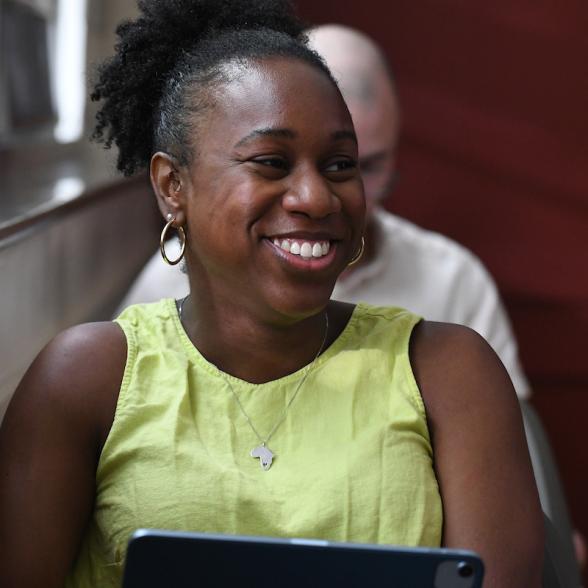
0, 0, 157, 417
1, 0, 587, 561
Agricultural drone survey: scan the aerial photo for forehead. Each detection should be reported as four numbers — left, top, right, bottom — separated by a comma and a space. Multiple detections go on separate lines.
200, 58, 354, 147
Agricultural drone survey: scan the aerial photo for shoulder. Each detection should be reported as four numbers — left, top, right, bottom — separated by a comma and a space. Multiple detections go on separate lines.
410, 320, 516, 407
6, 321, 127, 448
409, 320, 521, 444
33, 321, 126, 388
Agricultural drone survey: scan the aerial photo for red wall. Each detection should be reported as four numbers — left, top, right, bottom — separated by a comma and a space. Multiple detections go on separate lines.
296, 0, 588, 541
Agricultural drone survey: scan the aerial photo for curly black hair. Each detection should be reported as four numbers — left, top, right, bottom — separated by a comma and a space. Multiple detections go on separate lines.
91, 0, 335, 176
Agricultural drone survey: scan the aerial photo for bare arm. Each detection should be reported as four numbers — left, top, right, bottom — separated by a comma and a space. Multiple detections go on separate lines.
411, 321, 544, 588
0, 322, 125, 588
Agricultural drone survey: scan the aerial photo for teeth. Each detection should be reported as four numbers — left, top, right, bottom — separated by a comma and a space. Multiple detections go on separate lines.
272, 238, 331, 259
300, 242, 312, 258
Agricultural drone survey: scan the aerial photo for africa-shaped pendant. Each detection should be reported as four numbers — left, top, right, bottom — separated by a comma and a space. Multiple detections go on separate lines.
250, 444, 274, 471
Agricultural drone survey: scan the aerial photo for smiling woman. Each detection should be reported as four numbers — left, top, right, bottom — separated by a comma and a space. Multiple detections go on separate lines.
0, 1, 544, 587
149, 57, 364, 322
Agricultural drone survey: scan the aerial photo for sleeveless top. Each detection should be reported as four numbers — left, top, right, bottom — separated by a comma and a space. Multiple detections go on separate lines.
65, 299, 442, 587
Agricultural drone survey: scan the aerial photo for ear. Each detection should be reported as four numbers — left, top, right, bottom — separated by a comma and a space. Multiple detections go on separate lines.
150, 151, 187, 225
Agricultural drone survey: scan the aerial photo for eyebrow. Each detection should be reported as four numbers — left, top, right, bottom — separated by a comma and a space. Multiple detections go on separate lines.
234, 127, 358, 149
234, 128, 296, 148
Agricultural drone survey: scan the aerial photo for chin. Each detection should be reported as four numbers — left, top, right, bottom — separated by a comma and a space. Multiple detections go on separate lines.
263, 282, 335, 322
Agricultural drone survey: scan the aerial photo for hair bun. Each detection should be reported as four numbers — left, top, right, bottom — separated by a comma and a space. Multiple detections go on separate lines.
138, 0, 303, 50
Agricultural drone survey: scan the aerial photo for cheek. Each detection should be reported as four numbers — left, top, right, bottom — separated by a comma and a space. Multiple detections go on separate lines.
188, 181, 275, 256
193, 176, 259, 222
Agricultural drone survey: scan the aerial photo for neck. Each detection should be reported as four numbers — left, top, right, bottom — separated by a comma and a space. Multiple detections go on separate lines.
179, 295, 331, 384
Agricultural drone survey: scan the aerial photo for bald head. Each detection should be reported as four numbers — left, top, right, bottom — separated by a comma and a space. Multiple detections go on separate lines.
308, 25, 400, 211
307, 25, 393, 103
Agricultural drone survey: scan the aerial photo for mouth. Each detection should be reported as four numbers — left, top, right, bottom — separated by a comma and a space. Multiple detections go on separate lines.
264, 235, 339, 270
271, 237, 331, 259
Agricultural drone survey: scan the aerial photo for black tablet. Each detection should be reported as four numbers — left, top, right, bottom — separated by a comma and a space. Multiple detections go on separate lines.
123, 529, 484, 587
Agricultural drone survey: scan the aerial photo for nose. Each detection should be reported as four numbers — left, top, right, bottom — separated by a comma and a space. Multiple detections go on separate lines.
281, 165, 341, 219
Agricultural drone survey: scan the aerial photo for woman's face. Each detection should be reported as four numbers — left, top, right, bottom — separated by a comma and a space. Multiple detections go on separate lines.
179, 57, 365, 321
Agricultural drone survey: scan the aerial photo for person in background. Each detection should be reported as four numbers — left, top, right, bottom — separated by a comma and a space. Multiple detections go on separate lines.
0, 1, 543, 587
117, 23, 530, 399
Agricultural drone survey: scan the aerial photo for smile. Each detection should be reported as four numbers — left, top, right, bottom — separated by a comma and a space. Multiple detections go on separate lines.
272, 238, 331, 259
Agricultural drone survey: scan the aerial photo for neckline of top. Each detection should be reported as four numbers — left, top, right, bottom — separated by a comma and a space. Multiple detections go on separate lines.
165, 297, 365, 389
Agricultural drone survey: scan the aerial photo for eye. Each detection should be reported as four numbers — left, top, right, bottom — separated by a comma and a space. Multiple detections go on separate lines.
249, 156, 290, 179
251, 157, 289, 170
323, 157, 358, 180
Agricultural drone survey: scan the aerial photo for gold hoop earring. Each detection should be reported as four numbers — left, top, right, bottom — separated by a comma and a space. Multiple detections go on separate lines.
160, 213, 186, 265
347, 236, 365, 267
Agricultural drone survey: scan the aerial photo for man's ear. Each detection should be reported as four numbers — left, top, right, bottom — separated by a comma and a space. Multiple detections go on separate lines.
150, 151, 187, 225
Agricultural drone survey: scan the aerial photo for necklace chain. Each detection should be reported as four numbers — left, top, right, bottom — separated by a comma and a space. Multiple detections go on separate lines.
178, 296, 329, 470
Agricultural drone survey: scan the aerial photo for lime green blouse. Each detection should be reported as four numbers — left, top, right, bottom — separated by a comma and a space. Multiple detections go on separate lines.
66, 300, 442, 587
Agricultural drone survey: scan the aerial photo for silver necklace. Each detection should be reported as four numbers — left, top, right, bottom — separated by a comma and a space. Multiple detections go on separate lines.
178, 296, 329, 471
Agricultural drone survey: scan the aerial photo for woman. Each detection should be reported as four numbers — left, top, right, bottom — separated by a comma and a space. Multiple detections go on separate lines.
0, 1, 543, 586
